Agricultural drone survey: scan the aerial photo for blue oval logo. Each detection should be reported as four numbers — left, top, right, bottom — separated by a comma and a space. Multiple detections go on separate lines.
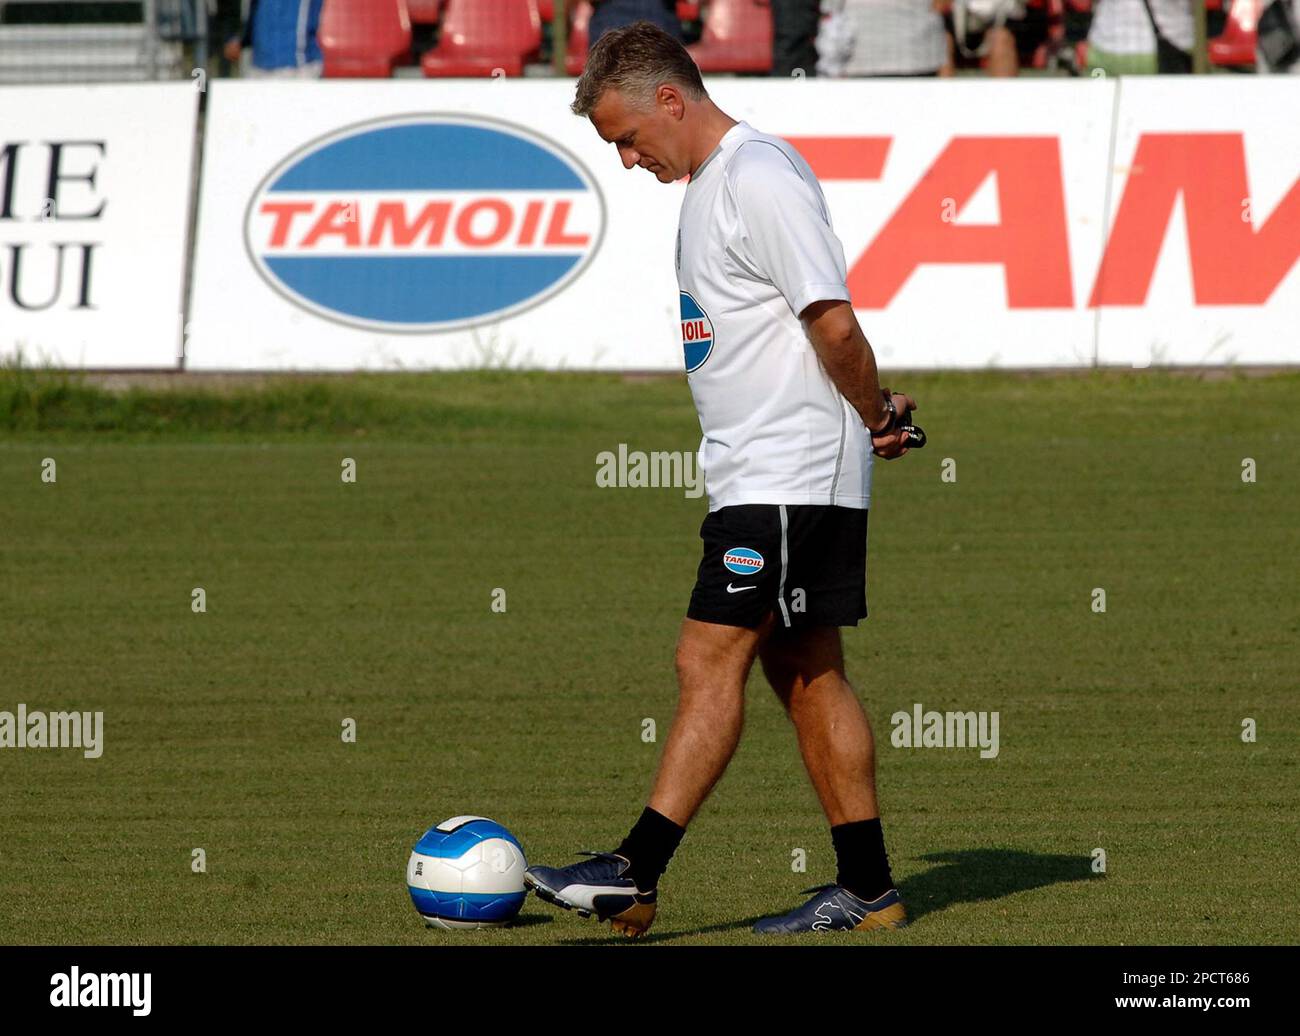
244, 114, 606, 332
723, 547, 764, 575
680, 290, 714, 372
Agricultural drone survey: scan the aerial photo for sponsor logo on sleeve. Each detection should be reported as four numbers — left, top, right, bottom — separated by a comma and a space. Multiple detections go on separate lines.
680, 290, 714, 372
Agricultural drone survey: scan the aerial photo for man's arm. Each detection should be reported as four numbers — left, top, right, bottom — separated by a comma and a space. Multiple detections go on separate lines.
802, 298, 916, 459
722, 146, 918, 456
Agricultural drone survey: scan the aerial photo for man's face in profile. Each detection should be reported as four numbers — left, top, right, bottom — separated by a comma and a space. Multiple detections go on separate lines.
589, 86, 686, 183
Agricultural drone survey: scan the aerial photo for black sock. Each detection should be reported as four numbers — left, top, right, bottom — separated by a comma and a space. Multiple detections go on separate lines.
831, 817, 894, 903
614, 806, 685, 891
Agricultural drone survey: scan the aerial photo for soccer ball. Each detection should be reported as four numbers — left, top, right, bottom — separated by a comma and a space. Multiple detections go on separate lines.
406, 815, 527, 929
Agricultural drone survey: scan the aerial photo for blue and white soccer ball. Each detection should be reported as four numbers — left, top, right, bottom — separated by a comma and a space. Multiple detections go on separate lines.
407, 816, 527, 929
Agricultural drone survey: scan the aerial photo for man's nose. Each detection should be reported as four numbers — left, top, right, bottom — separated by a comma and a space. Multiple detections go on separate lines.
619, 146, 639, 170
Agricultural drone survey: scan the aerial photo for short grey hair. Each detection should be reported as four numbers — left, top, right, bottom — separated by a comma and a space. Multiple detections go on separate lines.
572, 21, 707, 117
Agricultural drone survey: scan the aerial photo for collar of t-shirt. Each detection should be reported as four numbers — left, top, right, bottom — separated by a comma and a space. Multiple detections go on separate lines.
692, 120, 752, 183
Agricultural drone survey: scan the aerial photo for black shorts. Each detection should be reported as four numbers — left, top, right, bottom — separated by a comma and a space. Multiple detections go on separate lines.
686, 504, 869, 629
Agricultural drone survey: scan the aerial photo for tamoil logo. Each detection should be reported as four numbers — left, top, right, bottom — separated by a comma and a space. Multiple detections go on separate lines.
723, 548, 764, 575
245, 114, 605, 332
680, 290, 714, 372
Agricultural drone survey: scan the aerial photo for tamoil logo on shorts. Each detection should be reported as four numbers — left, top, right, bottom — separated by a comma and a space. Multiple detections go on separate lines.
680, 291, 714, 372
245, 114, 606, 332
723, 547, 764, 575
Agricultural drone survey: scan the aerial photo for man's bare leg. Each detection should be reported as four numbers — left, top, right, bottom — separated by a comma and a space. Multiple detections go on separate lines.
647, 613, 776, 826
752, 624, 906, 930
760, 625, 878, 825
523, 614, 777, 937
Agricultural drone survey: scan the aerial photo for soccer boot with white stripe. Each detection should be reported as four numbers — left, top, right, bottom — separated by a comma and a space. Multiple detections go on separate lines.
753, 884, 909, 934
524, 850, 657, 938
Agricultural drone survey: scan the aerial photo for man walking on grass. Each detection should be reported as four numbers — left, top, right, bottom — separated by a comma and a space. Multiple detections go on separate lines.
525, 21, 923, 938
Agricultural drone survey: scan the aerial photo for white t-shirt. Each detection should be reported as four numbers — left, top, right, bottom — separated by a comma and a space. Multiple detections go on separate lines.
837, 0, 948, 76
676, 120, 873, 513
1088, 0, 1195, 55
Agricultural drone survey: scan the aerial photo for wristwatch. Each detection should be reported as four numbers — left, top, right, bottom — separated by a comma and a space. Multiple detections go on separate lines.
869, 388, 897, 436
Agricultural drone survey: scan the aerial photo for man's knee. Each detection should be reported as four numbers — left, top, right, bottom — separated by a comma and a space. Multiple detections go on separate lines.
673, 617, 767, 695
674, 629, 716, 684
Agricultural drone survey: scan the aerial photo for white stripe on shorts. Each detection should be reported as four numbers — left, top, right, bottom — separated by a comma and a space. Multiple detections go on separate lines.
777, 505, 792, 628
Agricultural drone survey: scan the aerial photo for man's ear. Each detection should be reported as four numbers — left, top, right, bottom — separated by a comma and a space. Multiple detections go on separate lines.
658, 83, 686, 120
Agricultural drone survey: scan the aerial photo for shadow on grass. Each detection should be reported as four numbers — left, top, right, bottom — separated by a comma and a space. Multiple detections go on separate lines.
553, 847, 1097, 944
900, 848, 1096, 923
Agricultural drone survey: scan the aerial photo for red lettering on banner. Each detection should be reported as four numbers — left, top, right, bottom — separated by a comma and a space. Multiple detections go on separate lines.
545, 200, 589, 246
300, 201, 362, 247
1090, 133, 1300, 306
847, 137, 1073, 309
518, 200, 544, 246
259, 198, 594, 249
456, 200, 512, 246
368, 201, 452, 246
787, 137, 891, 181
260, 201, 314, 247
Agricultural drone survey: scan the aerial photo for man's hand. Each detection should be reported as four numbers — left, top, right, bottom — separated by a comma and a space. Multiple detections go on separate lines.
871, 392, 918, 459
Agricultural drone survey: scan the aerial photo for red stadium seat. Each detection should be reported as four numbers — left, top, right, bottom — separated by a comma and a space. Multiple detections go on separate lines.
319, 0, 412, 77
406, 0, 442, 24
1209, 0, 1260, 67
537, 0, 554, 21
565, 0, 593, 75
677, 1, 701, 18
421, 0, 542, 76
688, 0, 773, 73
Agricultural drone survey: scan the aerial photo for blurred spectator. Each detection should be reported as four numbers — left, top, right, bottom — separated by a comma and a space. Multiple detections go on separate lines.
816, 0, 851, 75
211, 0, 244, 75
222, 0, 325, 77
1258, 0, 1300, 73
1085, 0, 1193, 76
827, 0, 948, 76
937, 1, 1038, 76
772, 0, 822, 75
589, 1, 683, 46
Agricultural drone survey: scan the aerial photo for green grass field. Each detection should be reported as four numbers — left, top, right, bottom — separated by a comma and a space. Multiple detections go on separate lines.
1, 366, 1297, 945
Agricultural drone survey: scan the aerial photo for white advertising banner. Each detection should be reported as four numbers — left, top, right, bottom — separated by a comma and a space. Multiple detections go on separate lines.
0, 83, 198, 368
1094, 77, 1300, 366
188, 79, 673, 371
714, 78, 1115, 370
186, 77, 1298, 371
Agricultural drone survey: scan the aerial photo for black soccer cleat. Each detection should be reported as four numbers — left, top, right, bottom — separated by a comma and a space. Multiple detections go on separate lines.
753, 884, 909, 934
524, 850, 658, 938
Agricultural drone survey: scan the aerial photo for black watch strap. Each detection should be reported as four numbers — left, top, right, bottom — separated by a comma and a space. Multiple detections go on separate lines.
869, 389, 896, 435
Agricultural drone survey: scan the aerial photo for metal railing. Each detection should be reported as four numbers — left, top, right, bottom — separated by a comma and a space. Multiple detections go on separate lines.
0, 0, 209, 84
